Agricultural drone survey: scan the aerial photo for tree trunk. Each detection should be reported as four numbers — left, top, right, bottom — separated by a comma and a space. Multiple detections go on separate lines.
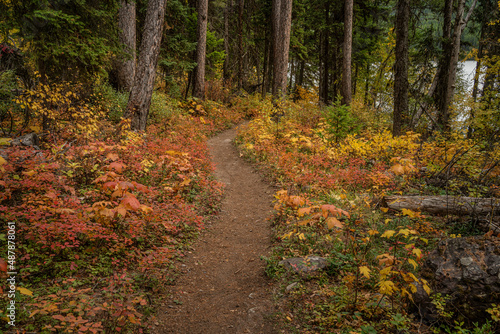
393, 0, 409, 136
271, 0, 293, 100
223, 0, 231, 82
125, 0, 167, 131
116, 0, 136, 93
237, 0, 244, 90
320, 4, 330, 105
193, 0, 208, 99
384, 195, 500, 216
341, 0, 353, 106
434, 0, 478, 133
262, 25, 271, 98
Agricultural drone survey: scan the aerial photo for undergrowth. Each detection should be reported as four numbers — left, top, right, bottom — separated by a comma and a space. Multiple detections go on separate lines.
236, 95, 500, 333
0, 82, 244, 333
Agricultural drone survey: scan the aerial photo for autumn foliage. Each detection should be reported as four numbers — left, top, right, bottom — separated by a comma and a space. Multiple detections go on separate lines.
0, 88, 244, 332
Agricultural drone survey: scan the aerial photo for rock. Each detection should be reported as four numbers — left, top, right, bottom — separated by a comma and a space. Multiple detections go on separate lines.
0, 149, 7, 160
11, 133, 40, 149
413, 236, 500, 324
279, 256, 328, 274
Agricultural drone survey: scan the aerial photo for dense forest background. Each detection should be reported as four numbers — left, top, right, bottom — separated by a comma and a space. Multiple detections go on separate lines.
1, 0, 499, 137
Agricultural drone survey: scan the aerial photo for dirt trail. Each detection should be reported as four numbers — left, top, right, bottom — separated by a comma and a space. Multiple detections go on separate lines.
153, 125, 276, 334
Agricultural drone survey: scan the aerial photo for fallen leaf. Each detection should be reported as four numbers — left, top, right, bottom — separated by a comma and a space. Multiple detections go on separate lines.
325, 217, 343, 229
17, 287, 33, 296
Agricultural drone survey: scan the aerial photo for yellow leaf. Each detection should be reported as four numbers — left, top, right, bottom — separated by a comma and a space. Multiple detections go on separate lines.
17, 287, 33, 296
298, 233, 306, 240
200, 116, 206, 124
368, 229, 379, 236
29, 125, 42, 133
381, 230, 396, 238
422, 283, 431, 296
378, 280, 396, 295
412, 248, 423, 260
402, 208, 421, 218
0, 156, 6, 166
384, 218, 392, 224
325, 217, 343, 229
359, 266, 371, 279
0, 138, 12, 146
397, 228, 410, 237
380, 207, 388, 213
408, 258, 418, 270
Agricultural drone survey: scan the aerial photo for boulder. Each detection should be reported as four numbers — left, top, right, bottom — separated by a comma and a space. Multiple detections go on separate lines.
279, 256, 328, 275
11, 133, 40, 149
413, 236, 500, 325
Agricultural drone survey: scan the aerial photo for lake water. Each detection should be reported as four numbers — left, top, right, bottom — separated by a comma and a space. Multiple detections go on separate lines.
458, 60, 479, 92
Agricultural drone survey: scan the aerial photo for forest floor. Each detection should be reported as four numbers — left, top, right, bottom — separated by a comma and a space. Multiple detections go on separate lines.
152, 124, 277, 334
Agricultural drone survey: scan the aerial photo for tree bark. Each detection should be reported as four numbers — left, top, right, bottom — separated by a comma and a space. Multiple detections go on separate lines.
193, 0, 208, 99
237, 0, 244, 90
341, 0, 353, 106
262, 25, 271, 98
393, 0, 409, 136
116, 0, 136, 93
271, 0, 293, 101
125, 0, 167, 131
319, 4, 330, 105
434, 0, 478, 133
384, 195, 500, 216
223, 0, 231, 82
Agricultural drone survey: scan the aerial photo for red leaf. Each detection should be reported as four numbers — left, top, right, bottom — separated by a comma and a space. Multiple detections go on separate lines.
320, 204, 350, 218
103, 181, 118, 191
108, 162, 126, 173
121, 195, 141, 211
0, 258, 7, 272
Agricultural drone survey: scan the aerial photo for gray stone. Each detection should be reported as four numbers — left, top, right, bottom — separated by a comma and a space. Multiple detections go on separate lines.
11, 133, 40, 149
279, 256, 328, 274
413, 236, 500, 324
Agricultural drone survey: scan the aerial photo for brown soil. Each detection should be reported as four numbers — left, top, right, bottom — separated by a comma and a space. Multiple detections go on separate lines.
153, 125, 276, 334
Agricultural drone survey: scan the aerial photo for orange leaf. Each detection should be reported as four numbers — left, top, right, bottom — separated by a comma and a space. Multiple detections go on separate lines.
116, 206, 127, 217
320, 204, 350, 218
0, 258, 7, 272
297, 206, 313, 217
390, 164, 405, 175
106, 153, 119, 161
325, 217, 343, 229
22, 170, 36, 177
296, 219, 311, 226
108, 162, 126, 173
121, 195, 141, 211
45, 191, 58, 200
377, 253, 395, 266
288, 195, 305, 208
179, 178, 191, 187
140, 205, 153, 214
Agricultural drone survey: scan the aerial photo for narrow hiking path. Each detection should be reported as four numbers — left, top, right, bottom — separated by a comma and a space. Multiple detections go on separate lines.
153, 125, 276, 334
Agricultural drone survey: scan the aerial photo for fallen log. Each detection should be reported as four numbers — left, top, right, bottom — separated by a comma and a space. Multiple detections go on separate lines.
383, 195, 500, 216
